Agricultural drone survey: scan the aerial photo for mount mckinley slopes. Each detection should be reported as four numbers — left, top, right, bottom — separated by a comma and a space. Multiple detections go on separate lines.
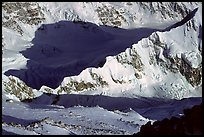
3, 7, 199, 92
1, 2, 202, 135
2, 2, 202, 100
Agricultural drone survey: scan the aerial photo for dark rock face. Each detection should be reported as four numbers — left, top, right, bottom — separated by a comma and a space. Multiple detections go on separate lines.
168, 56, 202, 87
134, 103, 202, 135
2, 2, 45, 35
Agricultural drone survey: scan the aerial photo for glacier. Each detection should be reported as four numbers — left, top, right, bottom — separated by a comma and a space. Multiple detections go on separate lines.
2, 2, 202, 135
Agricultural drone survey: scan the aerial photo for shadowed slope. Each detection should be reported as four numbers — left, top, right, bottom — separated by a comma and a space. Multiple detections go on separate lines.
4, 7, 199, 90
5, 21, 158, 89
23, 93, 202, 121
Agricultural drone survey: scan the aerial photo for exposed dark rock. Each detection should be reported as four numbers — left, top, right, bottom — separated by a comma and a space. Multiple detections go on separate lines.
96, 4, 126, 27
2, 2, 45, 35
168, 56, 202, 87
3, 76, 34, 101
134, 103, 202, 135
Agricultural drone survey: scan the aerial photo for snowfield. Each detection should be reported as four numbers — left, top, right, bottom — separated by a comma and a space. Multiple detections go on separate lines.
2, 94, 202, 135
2, 2, 202, 135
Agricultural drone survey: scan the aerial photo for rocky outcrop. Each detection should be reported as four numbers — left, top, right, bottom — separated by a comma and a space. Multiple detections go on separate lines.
2, 2, 202, 101
168, 56, 202, 87
41, 72, 108, 95
2, 2, 45, 35
96, 4, 127, 27
135, 103, 202, 135
3, 76, 34, 101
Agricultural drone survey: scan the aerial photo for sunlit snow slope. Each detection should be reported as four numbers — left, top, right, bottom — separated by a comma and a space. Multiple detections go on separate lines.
2, 2, 202, 100
2, 2, 202, 135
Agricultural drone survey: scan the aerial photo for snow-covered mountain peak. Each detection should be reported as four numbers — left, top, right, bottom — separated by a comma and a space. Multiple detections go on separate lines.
2, 2, 202, 135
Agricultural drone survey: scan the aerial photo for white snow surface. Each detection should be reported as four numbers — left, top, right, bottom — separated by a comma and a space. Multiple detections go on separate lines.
2, 94, 202, 135
2, 2, 202, 135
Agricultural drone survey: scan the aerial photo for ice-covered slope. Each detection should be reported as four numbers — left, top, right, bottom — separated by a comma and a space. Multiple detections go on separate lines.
2, 93, 202, 135
4, 21, 159, 90
2, 2, 202, 101
2, 2, 202, 135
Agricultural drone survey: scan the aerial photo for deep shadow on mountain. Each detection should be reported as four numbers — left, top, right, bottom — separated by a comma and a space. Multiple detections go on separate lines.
162, 7, 198, 31
4, 20, 159, 90
2, 129, 19, 135
135, 103, 202, 135
198, 25, 202, 51
23, 93, 202, 121
4, 7, 199, 90
2, 114, 37, 126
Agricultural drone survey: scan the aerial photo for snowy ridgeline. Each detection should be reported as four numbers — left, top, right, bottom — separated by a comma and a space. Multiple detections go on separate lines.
2, 9, 202, 101
2, 2, 202, 101
1, 2, 202, 135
